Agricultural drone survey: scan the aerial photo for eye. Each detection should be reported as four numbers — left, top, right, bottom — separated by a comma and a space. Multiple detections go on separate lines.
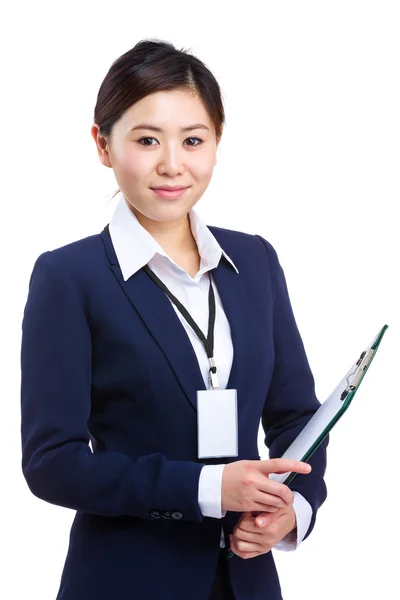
137, 137, 203, 147
138, 137, 157, 146
185, 137, 203, 146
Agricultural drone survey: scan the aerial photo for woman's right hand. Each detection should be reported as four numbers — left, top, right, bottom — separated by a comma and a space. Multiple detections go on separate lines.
221, 458, 311, 513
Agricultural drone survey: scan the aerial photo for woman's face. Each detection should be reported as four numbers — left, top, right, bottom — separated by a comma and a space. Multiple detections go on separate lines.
92, 89, 220, 224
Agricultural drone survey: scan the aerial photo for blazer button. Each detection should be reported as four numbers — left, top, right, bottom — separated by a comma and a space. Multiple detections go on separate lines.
161, 511, 171, 519
171, 510, 184, 520
150, 510, 161, 519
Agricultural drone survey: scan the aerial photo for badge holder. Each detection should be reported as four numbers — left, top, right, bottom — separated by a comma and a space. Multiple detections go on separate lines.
197, 357, 238, 459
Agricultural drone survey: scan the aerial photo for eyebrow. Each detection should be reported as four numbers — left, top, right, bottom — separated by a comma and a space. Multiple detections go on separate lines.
129, 123, 211, 133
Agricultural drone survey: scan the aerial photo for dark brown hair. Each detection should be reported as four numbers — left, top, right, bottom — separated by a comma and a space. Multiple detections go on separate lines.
93, 38, 226, 198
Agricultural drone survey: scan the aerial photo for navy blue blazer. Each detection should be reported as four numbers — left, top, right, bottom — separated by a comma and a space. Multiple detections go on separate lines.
20, 223, 328, 600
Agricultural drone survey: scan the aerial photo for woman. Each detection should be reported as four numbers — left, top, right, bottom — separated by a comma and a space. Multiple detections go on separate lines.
20, 39, 328, 600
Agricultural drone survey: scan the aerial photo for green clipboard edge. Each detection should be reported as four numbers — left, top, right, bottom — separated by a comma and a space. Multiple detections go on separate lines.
283, 324, 389, 487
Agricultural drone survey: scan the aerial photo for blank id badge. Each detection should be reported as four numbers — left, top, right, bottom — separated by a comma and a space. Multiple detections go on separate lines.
197, 389, 238, 459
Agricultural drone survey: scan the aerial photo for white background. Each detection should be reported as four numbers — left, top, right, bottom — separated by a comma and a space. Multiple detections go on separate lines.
2, 1, 399, 598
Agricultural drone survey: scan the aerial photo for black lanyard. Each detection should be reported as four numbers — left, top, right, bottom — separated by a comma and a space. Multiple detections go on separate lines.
142, 265, 220, 389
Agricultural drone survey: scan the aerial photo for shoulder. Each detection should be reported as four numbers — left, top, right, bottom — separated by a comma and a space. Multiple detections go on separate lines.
207, 223, 279, 267
39, 232, 104, 265
28, 232, 106, 290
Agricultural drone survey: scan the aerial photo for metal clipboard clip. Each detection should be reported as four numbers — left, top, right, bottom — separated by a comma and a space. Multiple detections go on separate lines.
340, 347, 375, 401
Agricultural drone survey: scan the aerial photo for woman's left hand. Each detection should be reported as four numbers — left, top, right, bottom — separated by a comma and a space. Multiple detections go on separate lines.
229, 505, 297, 559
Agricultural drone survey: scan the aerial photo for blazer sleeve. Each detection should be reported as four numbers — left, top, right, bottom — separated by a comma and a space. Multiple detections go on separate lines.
20, 252, 205, 521
255, 235, 328, 541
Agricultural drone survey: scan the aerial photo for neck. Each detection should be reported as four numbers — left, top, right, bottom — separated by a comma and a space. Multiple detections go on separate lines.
131, 208, 198, 253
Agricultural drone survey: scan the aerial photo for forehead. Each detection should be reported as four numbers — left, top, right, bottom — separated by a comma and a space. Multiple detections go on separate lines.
118, 90, 213, 132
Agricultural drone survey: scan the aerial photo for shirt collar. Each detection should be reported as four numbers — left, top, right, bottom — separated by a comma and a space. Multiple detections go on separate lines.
108, 194, 239, 281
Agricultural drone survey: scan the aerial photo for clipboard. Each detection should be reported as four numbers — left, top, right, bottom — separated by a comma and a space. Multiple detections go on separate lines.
269, 324, 388, 486
227, 324, 388, 560
228, 325, 388, 558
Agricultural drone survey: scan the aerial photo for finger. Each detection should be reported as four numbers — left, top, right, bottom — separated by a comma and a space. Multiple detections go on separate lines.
255, 484, 294, 507
235, 511, 284, 536
258, 459, 312, 476
235, 513, 267, 535
257, 509, 295, 537
233, 523, 264, 541
258, 502, 284, 512
230, 535, 269, 560
251, 479, 292, 506
242, 508, 285, 530
255, 509, 284, 528
251, 491, 286, 510
230, 534, 263, 555
254, 505, 281, 513
250, 501, 285, 513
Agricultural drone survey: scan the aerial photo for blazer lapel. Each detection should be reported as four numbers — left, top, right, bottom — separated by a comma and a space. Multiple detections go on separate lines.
100, 227, 256, 414
101, 228, 205, 412
210, 259, 250, 394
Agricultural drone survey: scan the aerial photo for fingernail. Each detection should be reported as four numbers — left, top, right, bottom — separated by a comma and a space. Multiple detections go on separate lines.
257, 518, 267, 527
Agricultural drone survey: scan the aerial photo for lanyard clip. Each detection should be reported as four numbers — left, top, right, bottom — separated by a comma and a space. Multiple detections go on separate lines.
208, 357, 220, 389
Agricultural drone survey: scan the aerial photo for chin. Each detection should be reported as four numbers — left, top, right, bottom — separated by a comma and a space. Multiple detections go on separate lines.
152, 199, 194, 214
152, 207, 191, 221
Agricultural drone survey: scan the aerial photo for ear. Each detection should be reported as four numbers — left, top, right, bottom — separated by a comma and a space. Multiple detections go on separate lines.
91, 124, 112, 168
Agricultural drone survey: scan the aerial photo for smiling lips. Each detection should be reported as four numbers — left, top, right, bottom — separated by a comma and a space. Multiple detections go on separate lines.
151, 186, 189, 199
152, 185, 188, 191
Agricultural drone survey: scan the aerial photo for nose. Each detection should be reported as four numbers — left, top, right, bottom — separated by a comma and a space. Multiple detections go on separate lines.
156, 142, 185, 176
